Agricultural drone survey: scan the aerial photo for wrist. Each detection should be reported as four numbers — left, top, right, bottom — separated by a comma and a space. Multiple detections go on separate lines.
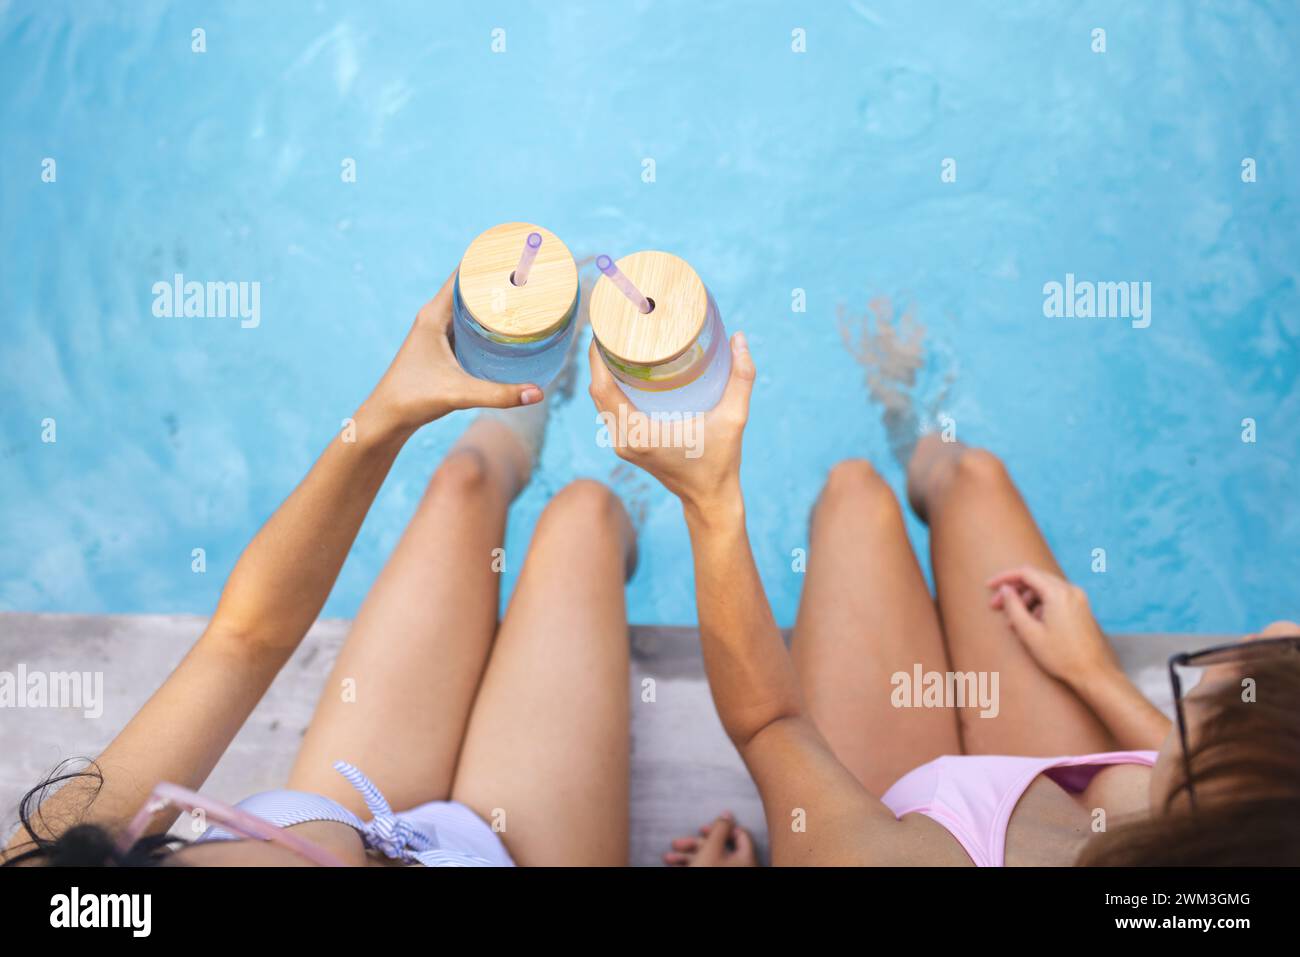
353, 398, 418, 450
682, 480, 745, 531
1072, 655, 1125, 700
364, 376, 451, 435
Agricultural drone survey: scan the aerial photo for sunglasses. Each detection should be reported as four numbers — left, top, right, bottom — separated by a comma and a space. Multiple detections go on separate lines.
115, 781, 347, 866
1167, 634, 1300, 809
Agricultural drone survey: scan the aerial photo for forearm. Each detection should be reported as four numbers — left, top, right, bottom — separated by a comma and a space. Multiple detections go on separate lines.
4, 405, 414, 853
1072, 662, 1172, 750
4, 641, 272, 851
209, 399, 411, 659
682, 485, 804, 749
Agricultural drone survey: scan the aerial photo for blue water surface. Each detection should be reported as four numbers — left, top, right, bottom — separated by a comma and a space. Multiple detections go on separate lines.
1, 1, 1297, 632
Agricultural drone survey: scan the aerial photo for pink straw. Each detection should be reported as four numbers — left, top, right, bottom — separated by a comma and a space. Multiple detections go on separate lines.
597, 254, 652, 314
512, 232, 543, 286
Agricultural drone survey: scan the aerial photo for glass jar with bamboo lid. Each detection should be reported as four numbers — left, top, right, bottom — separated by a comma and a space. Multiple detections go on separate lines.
589, 250, 731, 414
452, 222, 579, 388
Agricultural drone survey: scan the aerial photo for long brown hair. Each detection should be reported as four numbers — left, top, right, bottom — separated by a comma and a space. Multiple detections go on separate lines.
1080, 655, 1300, 866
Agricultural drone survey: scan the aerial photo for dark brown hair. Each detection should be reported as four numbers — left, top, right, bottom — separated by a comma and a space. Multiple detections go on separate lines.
2, 760, 180, 867
1080, 656, 1300, 866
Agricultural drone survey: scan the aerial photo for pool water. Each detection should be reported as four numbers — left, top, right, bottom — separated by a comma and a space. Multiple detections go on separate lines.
1, 1, 1296, 633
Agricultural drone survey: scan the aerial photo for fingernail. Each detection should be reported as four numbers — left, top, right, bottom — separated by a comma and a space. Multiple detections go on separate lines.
520, 388, 542, 405
733, 331, 749, 354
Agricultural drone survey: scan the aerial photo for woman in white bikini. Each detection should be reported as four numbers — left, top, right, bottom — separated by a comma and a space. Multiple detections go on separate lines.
591, 335, 1300, 867
4, 276, 636, 867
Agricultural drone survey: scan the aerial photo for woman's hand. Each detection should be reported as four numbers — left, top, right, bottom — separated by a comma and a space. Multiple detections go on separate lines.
366, 274, 543, 434
587, 332, 756, 514
986, 565, 1119, 685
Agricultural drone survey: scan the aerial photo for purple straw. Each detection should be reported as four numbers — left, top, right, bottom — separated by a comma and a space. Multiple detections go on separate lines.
512, 231, 543, 286
596, 254, 652, 314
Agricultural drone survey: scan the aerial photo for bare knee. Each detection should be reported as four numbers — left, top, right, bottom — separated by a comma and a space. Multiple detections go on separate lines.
538, 480, 635, 561
545, 478, 624, 524
946, 447, 1011, 492
425, 447, 492, 502
814, 459, 902, 531
910, 441, 1012, 518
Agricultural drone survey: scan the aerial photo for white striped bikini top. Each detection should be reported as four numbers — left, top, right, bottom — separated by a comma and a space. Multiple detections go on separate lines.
197, 760, 496, 867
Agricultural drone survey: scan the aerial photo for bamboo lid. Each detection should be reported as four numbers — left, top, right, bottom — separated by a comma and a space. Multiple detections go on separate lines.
458, 222, 578, 339
589, 250, 708, 366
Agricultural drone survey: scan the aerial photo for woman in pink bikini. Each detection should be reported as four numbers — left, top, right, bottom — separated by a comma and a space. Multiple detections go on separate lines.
587, 336, 1300, 868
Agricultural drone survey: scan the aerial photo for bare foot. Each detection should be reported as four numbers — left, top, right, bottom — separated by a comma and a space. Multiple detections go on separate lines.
662, 813, 759, 867
839, 297, 954, 470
